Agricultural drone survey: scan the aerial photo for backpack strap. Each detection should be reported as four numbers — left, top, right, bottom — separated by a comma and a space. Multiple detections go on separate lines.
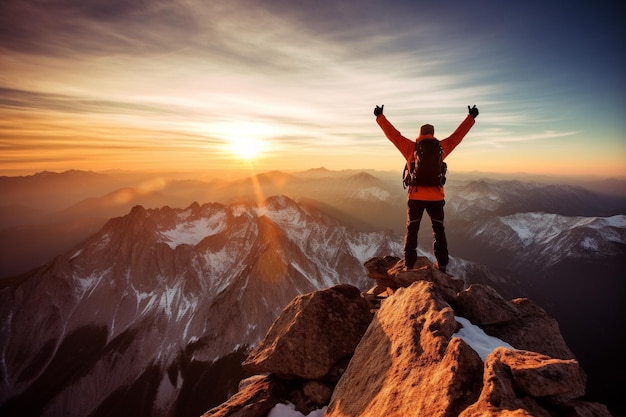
402, 141, 418, 190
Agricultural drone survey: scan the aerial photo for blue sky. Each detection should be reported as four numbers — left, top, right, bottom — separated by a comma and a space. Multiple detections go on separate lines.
0, 0, 624, 176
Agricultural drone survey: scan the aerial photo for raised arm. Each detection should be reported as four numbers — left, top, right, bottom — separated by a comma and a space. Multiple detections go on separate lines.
441, 105, 478, 157
374, 105, 414, 160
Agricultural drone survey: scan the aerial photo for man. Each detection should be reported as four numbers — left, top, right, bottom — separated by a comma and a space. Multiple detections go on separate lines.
374, 104, 479, 273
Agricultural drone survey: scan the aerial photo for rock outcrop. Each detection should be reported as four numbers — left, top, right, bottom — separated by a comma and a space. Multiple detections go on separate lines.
242, 284, 372, 380
202, 256, 612, 417
327, 280, 483, 417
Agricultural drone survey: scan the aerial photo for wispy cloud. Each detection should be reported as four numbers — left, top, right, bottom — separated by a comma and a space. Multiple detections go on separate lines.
466, 128, 581, 148
0, 0, 623, 175
0, 87, 182, 116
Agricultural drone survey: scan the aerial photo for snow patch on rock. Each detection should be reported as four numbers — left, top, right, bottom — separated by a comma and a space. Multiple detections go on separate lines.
454, 316, 515, 361
159, 211, 227, 248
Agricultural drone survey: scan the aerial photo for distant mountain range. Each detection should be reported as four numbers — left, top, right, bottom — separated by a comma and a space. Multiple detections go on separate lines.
1, 169, 625, 415
2, 169, 625, 278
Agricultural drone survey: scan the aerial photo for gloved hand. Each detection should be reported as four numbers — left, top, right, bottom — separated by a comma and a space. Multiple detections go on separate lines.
374, 105, 384, 117
468, 105, 479, 119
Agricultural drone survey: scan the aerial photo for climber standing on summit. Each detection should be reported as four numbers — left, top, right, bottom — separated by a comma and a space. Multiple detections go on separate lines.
374, 104, 478, 273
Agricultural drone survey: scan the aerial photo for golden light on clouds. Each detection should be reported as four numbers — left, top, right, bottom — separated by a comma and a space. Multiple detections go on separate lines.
0, 0, 623, 177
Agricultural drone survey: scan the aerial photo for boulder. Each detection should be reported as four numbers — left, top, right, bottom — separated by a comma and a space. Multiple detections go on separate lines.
455, 284, 521, 325
460, 348, 551, 417
364, 256, 400, 288
494, 348, 586, 398
493, 298, 574, 360
366, 256, 464, 304
460, 348, 593, 417
326, 281, 483, 417
242, 284, 372, 379
456, 284, 574, 360
200, 374, 287, 417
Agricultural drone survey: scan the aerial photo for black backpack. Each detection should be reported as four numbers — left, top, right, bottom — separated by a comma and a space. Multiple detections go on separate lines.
402, 139, 447, 189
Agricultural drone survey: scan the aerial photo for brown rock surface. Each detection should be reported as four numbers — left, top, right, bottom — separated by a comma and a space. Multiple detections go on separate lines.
459, 348, 552, 417
494, 348, 586, 398
455, 284, 521, 325
366, 256, 464, 304
460, 348, 604, 417
363, 255, 400, 284
242, 284, 372, 379
200, 374, 287, 417
456, 284, 575, 360
205, 256, 612, 417
302, 380, 332, 405
326, 281, 483, 417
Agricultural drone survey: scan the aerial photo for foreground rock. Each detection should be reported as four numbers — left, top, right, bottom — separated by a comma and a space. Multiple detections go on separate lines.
242, 284, 372, 380
201, 375, 289, 417
455, 284, 575, 360
203, 284, 372, 416
365, 255, 465, 304
326, 280, 484, 417
204, 256, 612, 417
460, 348, 592, 417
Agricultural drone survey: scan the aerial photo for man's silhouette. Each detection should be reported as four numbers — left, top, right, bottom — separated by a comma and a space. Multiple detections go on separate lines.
374, 104, 479, 272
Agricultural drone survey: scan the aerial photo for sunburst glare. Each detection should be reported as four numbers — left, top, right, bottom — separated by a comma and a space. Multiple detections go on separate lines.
228, 136, 265, 161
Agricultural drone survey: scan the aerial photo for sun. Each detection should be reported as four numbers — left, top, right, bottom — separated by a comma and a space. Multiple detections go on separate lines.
212, 121, 275, 162
229, 136, 264, 161
202, 120, 287, 164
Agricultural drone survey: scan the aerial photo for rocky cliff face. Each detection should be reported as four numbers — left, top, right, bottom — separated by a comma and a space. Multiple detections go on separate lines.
0, 196, 400, 417
205, 257, 612, 417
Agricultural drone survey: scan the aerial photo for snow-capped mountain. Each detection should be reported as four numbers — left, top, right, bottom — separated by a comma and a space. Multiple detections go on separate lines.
0, 195, 401, 417
469, 213, 626, 268
443, 178, 626, 278
446, 179, 623, 220
2, 171, 625, 414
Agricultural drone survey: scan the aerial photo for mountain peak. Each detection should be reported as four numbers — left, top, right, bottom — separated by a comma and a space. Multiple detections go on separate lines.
206, 257, 611, 417
304, 167, 331, 174
346, 171, 377, 183
262, 194, 297, 209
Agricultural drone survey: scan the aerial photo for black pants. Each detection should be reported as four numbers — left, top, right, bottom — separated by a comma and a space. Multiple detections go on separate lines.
404, 199, 448, 268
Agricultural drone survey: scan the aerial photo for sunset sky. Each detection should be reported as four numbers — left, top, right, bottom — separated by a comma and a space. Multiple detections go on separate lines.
1, 0, 624, 177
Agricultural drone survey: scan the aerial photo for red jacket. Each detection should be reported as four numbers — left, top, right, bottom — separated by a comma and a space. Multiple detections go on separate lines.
377, 114, 475, 201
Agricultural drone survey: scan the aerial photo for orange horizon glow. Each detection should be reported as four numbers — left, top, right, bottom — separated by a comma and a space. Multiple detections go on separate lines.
1, 2, 624, 180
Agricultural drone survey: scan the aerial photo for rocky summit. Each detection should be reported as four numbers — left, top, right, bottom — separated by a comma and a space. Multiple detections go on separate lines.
204, 256, 612, 417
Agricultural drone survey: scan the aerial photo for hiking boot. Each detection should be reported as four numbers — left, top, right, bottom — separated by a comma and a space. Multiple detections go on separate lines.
434, 262, 447, 274
402, 259, 417, 271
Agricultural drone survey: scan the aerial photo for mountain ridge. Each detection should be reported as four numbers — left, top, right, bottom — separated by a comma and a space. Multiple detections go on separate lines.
0, 196, 401, 417
1, 169, 625, 414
